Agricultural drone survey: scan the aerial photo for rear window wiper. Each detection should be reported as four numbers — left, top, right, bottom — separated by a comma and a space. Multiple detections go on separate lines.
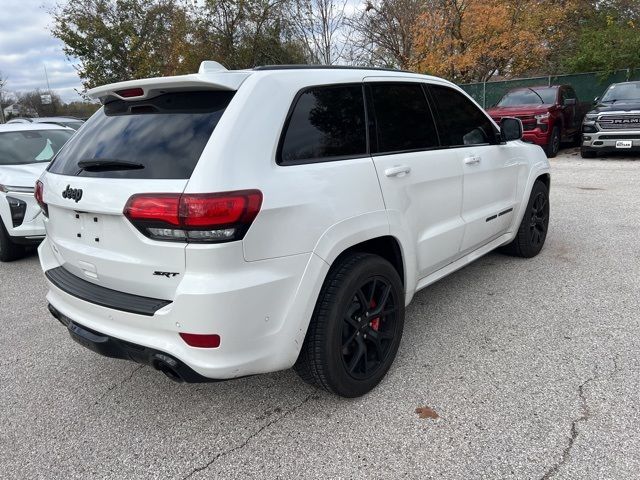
76, 158, 145, 173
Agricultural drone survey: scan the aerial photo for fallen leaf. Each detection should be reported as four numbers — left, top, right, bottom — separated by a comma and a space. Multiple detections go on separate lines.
415, 406, 439, 419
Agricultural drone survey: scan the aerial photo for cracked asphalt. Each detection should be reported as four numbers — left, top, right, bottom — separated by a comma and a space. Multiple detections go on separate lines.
1, 149, 639, 479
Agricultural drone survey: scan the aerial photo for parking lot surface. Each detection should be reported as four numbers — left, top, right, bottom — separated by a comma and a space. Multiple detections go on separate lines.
1, 149, 639, 479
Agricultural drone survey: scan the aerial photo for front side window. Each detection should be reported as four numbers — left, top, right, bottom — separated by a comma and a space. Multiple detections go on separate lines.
369, 83, 438, 154
429, 85, 497, 147
0, 130, 73, 165
278, 85, 367, 165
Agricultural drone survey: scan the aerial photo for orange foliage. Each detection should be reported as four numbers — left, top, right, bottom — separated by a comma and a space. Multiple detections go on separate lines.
411, 0, 576, 82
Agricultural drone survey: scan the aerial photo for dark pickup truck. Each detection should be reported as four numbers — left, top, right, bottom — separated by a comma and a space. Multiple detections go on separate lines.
581, 81, 640, 158
487, 85, 590, 158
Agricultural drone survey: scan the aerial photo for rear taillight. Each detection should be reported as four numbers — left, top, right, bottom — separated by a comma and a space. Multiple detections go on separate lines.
35, 180, 48, 217
124, 190, 262, 243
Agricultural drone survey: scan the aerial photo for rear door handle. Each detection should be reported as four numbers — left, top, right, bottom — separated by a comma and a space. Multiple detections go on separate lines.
464, 155, 481, 165
384, 165, 411, 177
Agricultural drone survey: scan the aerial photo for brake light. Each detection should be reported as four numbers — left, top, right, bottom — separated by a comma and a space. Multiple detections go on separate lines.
124, 190, 262, 243
179, 333, 221, 348
115, 87, 144, 98
34, 180, 48, 217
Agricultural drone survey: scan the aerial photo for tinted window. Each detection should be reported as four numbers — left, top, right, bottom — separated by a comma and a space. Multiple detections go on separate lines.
0, 130, 73, 165
370, 83, 438, 153
48, 91, 234, 179
601, 82, 640, 102
497, 88, 558, 106
429, 85, 496, 147
279, 85, 366, 165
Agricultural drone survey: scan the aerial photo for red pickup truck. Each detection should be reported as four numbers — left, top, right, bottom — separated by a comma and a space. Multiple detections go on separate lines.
486, 85, 589, 157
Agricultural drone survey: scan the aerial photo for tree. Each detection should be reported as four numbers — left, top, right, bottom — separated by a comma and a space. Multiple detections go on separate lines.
290, 0, 352, 64
51, 0, 195, 91
191, 0, 308, 69
347, 0, 425, 69
17, 90, 63, 117
52, 0, 309, 92
0, 72, 7, 123
563, 10, 640, 74
411, 0, 576, 83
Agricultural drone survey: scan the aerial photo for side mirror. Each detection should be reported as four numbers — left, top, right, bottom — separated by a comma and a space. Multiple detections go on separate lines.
593, 96, 599, 104
564, 98, 576, 106
500, 117, 523, 142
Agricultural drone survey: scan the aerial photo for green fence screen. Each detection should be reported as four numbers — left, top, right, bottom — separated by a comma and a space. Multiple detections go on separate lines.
460, 69, 640, 108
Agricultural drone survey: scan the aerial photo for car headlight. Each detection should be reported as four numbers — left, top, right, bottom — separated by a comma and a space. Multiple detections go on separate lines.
535, 112, 550, 123
584, 113, 598, 122
0, 184, 35, 194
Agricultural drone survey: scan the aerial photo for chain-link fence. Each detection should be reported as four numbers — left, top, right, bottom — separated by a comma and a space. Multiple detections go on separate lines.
460, 69, 640, 108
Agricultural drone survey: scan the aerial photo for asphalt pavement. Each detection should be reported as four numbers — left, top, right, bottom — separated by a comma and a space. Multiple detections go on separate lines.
1, 148, 639, 479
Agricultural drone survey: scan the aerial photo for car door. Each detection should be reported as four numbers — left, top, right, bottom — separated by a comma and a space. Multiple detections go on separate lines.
427, 84, 521, 254
366, 79, 465, 279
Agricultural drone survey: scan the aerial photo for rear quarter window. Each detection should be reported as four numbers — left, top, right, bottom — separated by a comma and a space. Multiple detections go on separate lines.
48, 91, 234, 179
278, 84, 367, 165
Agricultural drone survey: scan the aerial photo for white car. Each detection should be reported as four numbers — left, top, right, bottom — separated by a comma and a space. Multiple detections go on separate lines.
0, 123, 74, 261
38, 63, 550, 397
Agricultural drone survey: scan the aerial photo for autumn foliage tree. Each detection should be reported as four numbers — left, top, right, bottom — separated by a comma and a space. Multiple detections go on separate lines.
410, 0, 576, 83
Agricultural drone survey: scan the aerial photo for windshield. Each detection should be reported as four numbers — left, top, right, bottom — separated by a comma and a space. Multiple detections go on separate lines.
0, 130, 74, 165
601, 82, 640, 102
497, 88, 557, 106
48, 91, 234, 179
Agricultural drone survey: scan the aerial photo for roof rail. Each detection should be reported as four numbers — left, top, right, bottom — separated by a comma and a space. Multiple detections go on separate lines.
253, 64, 414, 74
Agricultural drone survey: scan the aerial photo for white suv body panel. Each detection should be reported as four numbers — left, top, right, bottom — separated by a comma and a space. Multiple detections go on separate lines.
39, 68, 550, 379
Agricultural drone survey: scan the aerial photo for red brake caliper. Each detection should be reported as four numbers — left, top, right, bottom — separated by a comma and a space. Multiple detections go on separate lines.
369, 299, 380, 331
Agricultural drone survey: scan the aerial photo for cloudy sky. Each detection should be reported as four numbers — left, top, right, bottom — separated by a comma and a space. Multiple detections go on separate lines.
0, 0, 83, 103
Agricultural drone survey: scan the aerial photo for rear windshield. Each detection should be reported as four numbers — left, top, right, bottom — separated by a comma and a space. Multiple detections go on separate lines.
48, 91, 234, 179
0, 130, 74, 165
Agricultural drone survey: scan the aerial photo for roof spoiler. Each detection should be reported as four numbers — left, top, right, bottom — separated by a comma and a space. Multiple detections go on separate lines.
87, 61, 248, 103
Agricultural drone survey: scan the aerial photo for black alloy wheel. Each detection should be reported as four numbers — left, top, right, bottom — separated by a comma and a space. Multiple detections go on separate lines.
528, 190, 549, 249
294, 253, 405, 397
341, 277, 399, 380
500, 180, 550, 258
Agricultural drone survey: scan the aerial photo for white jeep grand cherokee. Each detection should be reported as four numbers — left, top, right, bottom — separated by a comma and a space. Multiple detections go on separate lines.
38, 62, 550, 397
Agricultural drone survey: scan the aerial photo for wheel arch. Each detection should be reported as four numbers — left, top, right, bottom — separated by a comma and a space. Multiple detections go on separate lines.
536, 172, 550, 191
330, 235, 405, 287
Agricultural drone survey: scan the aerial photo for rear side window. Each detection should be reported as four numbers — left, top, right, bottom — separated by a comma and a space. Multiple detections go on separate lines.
48, 91, 234, 179
369, 83, 438, 153
278, 85, 367, 165
429, 85, 497, 147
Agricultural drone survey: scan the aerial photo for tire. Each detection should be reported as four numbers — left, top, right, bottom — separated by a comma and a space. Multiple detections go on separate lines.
294, 252, 405, 397
500, 181, 550, 258
544, 127, 560, 158
0, 220, 26, 262
572, 130, 583, 147
581, 147, 596, 158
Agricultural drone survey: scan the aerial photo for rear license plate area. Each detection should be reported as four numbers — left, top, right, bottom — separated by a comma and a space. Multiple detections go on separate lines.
72, 211, 105, 245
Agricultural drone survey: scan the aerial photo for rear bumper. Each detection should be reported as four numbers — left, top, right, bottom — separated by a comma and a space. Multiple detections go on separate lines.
39, 237, 329, 380
48, 304, 214, 383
